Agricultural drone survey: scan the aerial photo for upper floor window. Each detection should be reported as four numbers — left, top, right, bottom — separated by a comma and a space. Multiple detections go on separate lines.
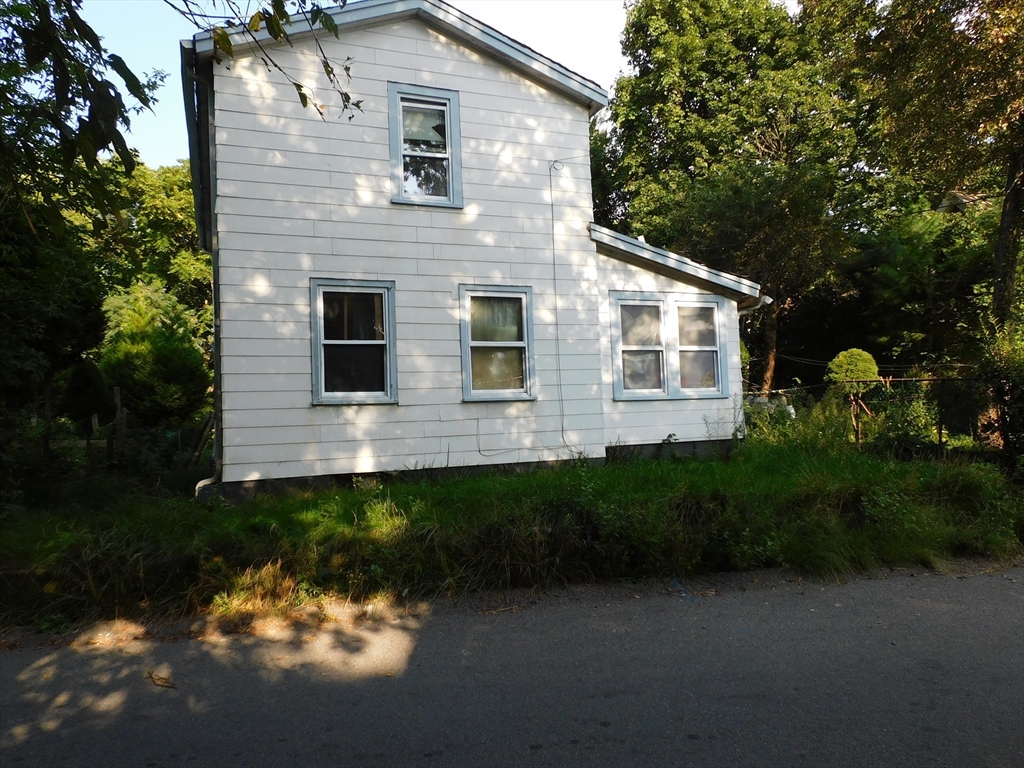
388, 83, 463, 208
459, 285, 536, 401
610, 292, 729, 400
311, 278, 398, 405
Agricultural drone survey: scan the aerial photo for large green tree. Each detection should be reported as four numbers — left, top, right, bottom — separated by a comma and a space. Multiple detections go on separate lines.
0, 0, 160, 451
1, 1, 345, 454
605, 0, 868, 392
806, 0, 1024, 325
79, 160, 213, 353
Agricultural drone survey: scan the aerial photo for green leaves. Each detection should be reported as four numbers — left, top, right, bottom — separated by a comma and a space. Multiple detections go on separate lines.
211, 26, 233, 58
319, 9, 339, 37
107, 54, 151, 109
826, 349, 880, 395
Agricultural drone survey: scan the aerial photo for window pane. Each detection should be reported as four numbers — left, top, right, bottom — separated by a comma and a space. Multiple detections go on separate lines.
323, 292, 384, 341
403, 156, 449, 197
471, 296, 523, 341
402, 103, 447, 153
680, 351, 718, 389
622, 350, 663, 390
471, 347, 525, 390
324, 344, 386, 393
621, 304, 661, 346
678, 306, 716, 347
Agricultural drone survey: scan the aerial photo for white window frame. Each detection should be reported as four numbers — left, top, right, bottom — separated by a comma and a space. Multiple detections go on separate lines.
310, 278, 398, 405
388, 82, 463, 208
459, 285, 536, 402
610, 291, 729, 400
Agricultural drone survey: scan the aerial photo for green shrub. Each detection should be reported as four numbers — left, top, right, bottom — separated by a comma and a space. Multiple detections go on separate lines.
99, 280, 210, 429
826, 349, 879, 396
981, 322, 1024, 461
866, 377, 936, 442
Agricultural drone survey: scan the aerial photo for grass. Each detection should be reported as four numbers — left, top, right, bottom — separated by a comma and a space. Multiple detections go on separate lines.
2, 404, 1021, 628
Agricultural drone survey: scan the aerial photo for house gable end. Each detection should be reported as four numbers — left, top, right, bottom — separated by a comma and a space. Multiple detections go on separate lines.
190, 0, 607, 116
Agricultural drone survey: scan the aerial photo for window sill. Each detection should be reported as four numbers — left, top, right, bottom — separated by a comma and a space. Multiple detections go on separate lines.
613, 391, 729, 402
463, 393, 537, 403
391, 195, 463, 209
312, 395, 399, 406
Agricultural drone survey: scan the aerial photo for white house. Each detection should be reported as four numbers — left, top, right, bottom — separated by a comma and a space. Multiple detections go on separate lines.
181, 0, 765, 493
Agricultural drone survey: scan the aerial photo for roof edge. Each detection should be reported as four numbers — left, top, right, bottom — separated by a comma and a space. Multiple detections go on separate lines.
589, 224, 762, 299
190, 0, 608, 115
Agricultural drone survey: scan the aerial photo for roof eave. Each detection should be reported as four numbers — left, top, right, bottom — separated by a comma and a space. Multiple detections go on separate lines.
589, 223, 762, 300
192, 0, 608, 115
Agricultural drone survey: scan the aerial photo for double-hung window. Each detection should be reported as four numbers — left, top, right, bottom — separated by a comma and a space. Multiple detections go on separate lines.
311, 279, 398, 405
459, 286, 536, 401
611, 292, 727, 400
677, 305, 720, 390
619, 301, 666, 394
388, 83, 463, 207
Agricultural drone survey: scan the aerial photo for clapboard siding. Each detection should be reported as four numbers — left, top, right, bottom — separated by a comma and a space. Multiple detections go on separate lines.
212, 15, 748, 483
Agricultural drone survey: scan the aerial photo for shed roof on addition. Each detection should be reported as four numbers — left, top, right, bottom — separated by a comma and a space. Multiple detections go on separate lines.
589, 224, 763, 300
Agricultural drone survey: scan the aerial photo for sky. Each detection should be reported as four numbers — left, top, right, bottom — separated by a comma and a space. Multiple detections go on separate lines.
80, 0, 632, 169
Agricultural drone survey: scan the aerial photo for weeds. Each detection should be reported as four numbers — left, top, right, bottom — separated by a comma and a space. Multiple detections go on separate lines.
2, 403, 1021, 628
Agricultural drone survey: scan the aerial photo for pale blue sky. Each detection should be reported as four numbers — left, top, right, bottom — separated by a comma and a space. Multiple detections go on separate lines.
80, 0, 631, 169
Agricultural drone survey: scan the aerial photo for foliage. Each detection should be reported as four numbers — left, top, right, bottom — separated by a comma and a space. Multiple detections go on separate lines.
1, 0, 352, 456
865, 378, 937, 444
806, 0, 1024, 322
845, 207, 997, 362
4, 421, 1020, 625
56, 358, 115, 439
173, 0, 362, 119
608, 0, 870, 391
589, 118, 626, 229
981, 321, 1024, 460
77, 160, 213, 352
99, 281, 211, 429
826, 349, 879, 396
0, 0, 161, 453
0, 198, 106, 425
0, 0, 157, 183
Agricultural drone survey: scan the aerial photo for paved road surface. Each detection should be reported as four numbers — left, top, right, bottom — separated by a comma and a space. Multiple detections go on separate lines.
2, 567, 1022, 767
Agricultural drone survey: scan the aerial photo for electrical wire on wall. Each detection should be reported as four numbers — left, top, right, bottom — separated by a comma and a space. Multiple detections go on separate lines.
547, 156, 590, 452
474, 155, 590, 459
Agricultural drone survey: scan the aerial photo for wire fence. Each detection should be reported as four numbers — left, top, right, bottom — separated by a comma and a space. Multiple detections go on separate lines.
748, 377, 1003, 452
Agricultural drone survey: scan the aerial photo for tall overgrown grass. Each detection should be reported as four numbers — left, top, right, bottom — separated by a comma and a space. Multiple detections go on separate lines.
2, 398, 1021, 627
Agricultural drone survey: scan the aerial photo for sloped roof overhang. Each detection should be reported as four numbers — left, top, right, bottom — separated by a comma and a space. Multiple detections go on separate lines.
189, 0, 608, 116
589, 223, 763, 301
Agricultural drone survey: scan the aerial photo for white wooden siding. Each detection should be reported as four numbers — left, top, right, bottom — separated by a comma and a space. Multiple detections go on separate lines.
212, 18, 744, 482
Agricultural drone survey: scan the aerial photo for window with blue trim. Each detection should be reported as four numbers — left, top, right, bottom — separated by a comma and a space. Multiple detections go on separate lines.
459, 286, 536, 401
311, 279, 398, 405
388, 83, 463, 207
610, 292, 728, 400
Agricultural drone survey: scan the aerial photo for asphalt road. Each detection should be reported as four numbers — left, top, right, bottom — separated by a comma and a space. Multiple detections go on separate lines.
2, 566, 1022, 767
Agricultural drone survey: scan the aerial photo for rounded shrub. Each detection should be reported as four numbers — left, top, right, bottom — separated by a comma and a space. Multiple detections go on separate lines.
825, 349, 879, 396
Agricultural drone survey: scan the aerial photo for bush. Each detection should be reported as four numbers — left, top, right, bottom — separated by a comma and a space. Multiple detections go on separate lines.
99, 281, 210, 428
825, 349, 879, 396
981, 322, 1024, 461
3, 416, 1021, 626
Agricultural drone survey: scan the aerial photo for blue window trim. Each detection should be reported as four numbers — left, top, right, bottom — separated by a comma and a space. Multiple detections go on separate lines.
610, 291, 730, 401
388, 82, 463, 208
459, 285, 537, 402
310, 278, 399, 405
